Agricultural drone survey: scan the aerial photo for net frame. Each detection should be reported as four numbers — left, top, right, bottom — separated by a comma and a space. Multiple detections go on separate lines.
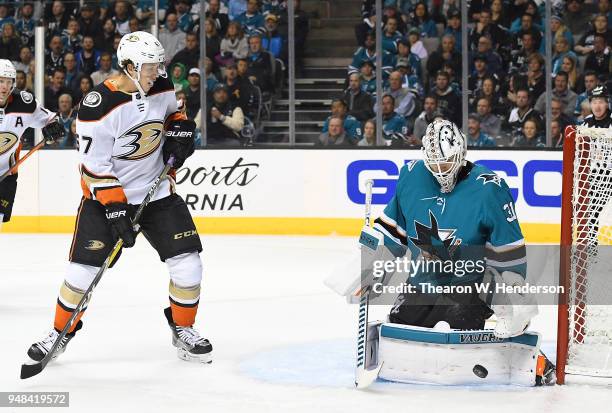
557, 126, 612, 385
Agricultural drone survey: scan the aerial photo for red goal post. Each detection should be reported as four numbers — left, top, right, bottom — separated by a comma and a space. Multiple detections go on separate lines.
556, 125, 612, 385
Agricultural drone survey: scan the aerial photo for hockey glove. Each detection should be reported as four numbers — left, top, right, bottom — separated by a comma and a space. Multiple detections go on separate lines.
105, 203, 137, 248
163, 119, 196, 169
41, 120, 65, 144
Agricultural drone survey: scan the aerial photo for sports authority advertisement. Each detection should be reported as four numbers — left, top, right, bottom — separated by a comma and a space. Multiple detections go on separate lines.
8, 149, 563, 241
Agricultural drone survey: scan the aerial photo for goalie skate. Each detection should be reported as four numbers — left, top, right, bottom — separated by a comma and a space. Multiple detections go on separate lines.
164, 307, 212, 364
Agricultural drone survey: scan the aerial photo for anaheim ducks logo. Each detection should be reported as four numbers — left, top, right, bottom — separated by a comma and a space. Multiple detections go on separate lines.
0, 132, 19, 156
114, 120, 164, 161
85, 240, 106, 251
125, 34, 140, 42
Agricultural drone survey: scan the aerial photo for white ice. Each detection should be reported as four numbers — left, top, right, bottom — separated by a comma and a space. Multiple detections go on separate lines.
0, 234, 610, 413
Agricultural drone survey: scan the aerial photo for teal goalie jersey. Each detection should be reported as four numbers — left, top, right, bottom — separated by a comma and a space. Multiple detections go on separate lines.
373, 160, 526, 286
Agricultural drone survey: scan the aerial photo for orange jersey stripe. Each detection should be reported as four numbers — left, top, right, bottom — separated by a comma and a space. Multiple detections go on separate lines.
94, 186, 127, 205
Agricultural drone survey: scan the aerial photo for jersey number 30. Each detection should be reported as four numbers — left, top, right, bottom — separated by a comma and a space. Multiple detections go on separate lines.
503, 202, 517, 223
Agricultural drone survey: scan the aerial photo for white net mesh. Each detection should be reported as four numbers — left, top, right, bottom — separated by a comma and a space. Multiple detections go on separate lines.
566, 127, 612, 377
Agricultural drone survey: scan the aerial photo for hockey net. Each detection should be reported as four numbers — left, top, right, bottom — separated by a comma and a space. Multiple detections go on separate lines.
557, 126, 612, 384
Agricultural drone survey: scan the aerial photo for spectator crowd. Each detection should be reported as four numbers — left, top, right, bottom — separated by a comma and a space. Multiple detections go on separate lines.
318, 0, 611, 147
2, 0, 309, 147
2, 1, 610, 148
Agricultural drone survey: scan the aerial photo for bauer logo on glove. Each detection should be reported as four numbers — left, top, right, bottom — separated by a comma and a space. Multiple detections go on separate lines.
162, 118, 196, 169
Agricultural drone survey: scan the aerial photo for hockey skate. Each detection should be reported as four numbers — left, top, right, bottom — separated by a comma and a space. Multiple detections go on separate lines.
27, 321, 82, 363
164, 307, 212, 364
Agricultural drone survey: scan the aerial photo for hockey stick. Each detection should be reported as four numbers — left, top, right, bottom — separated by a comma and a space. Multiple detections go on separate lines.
20, 156, 176, 379
0, 140, 47, 184
355, 179, 382, 389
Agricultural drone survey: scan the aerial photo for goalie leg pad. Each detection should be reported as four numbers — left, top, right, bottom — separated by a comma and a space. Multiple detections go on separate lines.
377, 323, 541, 386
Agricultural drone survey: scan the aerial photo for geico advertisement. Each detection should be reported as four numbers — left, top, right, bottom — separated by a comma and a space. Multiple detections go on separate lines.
346, 150, 563, 224
20, 150, 563, 223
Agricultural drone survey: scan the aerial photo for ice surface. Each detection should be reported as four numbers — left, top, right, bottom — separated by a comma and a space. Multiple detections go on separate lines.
0, 234, 610, 413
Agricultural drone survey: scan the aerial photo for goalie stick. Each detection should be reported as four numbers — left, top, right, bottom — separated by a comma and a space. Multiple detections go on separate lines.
20, 155, 176, 379
355, 179, 383, 389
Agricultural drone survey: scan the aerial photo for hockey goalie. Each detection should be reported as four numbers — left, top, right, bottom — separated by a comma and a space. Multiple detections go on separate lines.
327, 119, 555, 387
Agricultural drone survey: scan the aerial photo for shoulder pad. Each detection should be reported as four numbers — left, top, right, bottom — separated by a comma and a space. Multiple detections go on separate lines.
6, 90, 36, 114
77, 82, 130, 122
148, 76, 174, 97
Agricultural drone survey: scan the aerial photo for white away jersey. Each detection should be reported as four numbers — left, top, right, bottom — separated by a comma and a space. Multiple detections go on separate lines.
75, 76, 185, 206
0, 90, 56, 176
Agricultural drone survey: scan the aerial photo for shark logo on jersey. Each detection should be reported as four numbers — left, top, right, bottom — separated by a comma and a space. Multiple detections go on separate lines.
409, 210, 462, 261
114, 120, 163, 161
477, 173, 502, 187
0, 132, 19, 155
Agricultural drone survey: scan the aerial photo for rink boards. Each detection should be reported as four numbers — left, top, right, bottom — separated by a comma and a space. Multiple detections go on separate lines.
4, 149, 563, 242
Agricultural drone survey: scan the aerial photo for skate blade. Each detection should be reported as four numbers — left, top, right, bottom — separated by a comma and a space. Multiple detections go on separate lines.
177, 348, 213, 364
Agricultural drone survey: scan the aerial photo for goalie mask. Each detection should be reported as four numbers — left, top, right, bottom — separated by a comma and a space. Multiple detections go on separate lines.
422, 119, 467, 193
116, 31, 167, 97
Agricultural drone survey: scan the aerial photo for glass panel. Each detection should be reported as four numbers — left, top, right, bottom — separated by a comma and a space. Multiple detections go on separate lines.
29, 0, 601, 150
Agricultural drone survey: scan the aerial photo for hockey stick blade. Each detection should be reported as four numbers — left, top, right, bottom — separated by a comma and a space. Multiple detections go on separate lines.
355, 362, 383, 390
19, 156, 176, 379
20, 361, 44, 380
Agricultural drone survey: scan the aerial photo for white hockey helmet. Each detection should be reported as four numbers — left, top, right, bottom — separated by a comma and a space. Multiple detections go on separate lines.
0, 59, 16, 98
422, 119, 467, 193
117, 31, 167, 78
0, 59, 16, 80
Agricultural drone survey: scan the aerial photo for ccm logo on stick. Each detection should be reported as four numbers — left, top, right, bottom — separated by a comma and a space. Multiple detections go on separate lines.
346, 159, 562, 207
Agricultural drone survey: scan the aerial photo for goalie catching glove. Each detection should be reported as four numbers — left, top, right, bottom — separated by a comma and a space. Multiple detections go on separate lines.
41, 119, 65, 144
163, 119, 196, 169
480, 267, 538, 338
105, 203, 137, 248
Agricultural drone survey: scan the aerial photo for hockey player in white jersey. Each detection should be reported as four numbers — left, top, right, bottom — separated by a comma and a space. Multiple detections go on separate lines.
0, 59, 64, 230
26, 32, 212, 365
